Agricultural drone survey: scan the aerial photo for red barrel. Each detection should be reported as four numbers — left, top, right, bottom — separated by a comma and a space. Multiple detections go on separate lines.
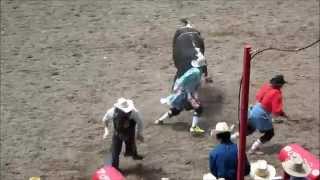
92, 165, 125, 180
278, 144, 320, 180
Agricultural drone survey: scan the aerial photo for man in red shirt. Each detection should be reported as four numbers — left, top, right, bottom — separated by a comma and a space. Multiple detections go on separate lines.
247, 75, 289, 154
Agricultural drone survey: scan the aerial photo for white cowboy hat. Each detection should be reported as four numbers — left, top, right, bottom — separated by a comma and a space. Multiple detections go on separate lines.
113, 97, 135, 113
203, 173, 225, 180
282, 154, 311, 177
191, 56, 206, 68
203, 173, 216, 180
210, 122, 231, 136
250, 160, 276, 180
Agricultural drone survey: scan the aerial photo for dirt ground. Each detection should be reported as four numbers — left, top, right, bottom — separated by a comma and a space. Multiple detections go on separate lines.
0, 0, 319, 179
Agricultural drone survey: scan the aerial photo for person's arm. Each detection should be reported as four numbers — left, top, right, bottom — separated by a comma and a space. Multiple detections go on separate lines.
209, 151, 218, 177
193, 91, 199, 101
256, 83, 268, 102
102, 109, 111, 125
131, 110, 144, 141
203, 66, 213, 83
173, 81, 182, 92
272, 93, 287, 118
188, 91, 200, 109
203, 65, 208, 77
102, 108, 114, 139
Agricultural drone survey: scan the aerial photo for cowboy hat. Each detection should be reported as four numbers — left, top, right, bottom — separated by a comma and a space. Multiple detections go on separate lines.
191, 56, 206, 68
282, 154, 311, 177
210, 122, 231, 136
203, 173, 216, 180
270, 74, 287, 86
113, 97, 135, 113
250, 160, 276, 180
202, 173, 225, 180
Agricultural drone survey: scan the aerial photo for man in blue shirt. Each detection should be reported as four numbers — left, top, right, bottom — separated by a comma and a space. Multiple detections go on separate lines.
209, 122, 250, 180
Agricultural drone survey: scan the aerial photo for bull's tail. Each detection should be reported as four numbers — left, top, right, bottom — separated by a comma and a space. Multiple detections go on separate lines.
180, 18, 192, 28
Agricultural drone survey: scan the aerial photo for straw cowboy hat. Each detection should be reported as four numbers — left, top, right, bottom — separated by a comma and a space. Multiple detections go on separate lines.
210, 122, 231, 136
282, 154, 311, 177
191, 56, 206, 68
250, 160, 276, 180
113, 97, 135, 113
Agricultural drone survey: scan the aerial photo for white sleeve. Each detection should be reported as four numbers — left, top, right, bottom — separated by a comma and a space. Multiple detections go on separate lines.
131, 110, 143, 136
102, 108, 114, 127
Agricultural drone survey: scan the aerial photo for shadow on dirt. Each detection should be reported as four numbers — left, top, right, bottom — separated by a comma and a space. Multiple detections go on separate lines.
198, 85, 225, 131
262, 143, 283, 155
170, 121, 190, 131
122, 164, 167, 179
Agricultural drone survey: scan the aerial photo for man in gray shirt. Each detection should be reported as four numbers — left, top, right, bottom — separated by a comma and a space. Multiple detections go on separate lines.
102, 97, 144, 170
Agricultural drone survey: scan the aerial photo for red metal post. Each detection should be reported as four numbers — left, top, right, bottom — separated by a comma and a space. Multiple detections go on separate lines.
237, 45, 251, 180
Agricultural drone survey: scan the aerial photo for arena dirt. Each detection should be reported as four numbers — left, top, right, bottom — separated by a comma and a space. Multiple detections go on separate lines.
1, 0, 319, 179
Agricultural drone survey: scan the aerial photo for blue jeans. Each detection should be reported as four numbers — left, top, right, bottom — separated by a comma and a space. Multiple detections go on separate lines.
249, 103, 273, 131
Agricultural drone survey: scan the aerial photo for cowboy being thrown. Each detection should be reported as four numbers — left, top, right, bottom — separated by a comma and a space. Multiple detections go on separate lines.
102, 98, 144, 170
155, 56, 207, 133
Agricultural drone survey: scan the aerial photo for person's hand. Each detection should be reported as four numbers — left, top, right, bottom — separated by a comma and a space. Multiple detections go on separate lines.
210, 129, 215, 136
230, 124, 235, 132
282, 112, 289, 119
205, 76, 213, 83
210, 129, 217, 137
284, 115, 290, 121
103, 127, 109, 139
137, 134, 144, 142
173, 84, 181, 93
190, 98, 200, 109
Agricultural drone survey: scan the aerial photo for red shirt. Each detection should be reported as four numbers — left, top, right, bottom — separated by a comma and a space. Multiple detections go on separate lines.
255, 83, 284, 115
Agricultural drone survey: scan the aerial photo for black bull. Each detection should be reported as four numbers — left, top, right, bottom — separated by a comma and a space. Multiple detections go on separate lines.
172, 27, 208, 86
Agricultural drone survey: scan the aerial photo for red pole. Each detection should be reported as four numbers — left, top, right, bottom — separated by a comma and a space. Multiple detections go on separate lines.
237, 45, 251, 180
